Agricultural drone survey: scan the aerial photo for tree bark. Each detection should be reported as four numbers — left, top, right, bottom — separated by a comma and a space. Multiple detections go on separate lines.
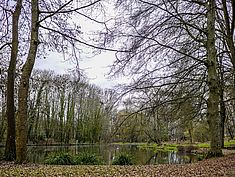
219, 56, 226, 148
206, 0, 223, 157
16, 0, 39, 163
5, 0, 23, 161
221, 0, 235, 68
59, 89, 65, 143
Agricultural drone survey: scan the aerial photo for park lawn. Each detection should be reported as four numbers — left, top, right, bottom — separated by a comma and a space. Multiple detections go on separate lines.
0, 154, 235, 177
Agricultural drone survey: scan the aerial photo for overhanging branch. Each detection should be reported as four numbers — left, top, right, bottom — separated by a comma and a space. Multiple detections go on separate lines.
40, 25, 130, 52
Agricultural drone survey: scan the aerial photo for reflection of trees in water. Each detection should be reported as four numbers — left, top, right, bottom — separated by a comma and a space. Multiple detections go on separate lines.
145, 151, 196, 165
145, 152, 158, 165
146, 151, 170, 164
0, 145, 198, 164
169, 152, 179, 164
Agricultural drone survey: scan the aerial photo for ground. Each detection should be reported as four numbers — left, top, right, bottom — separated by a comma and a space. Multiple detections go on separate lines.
0, 153, 235, 177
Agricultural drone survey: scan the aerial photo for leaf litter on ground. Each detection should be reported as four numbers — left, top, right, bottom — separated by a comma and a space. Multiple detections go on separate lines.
0, 154, 235, 176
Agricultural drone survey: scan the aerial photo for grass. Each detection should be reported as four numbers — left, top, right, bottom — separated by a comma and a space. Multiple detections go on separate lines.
224, 140, 235, 148
137, 143, 178, 152
154, 144, 178, 152
196, 143, 210, 148
137, 140, 235, 152
112, 142, 178, 152
196, 140, 235, 149
112, 142, 147, 146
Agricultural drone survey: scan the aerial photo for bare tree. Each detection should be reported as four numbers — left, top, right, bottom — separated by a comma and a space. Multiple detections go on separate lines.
14, 0, 106, 163
206, 0, 222, 157
102, 0, 224, 156
16, 0, 40, 163
5, 0, 23, 161
218, 0, 235, 68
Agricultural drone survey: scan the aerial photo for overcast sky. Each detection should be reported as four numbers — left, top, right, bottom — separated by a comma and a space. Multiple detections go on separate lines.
34, 1, 123, 89
34, 49, 128, 89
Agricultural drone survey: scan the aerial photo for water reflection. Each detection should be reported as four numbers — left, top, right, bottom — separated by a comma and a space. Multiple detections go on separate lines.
0, 144, 198, 165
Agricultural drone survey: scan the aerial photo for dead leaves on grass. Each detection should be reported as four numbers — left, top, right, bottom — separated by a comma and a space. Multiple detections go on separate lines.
0, 154, 235, 176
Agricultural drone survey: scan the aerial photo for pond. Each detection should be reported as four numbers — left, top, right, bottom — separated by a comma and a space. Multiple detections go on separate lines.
0, 144, 200, 165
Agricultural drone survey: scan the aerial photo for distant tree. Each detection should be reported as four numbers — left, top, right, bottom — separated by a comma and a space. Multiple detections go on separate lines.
0, 68, 7, 144
27, 70, 49, 143
216, 0, 235, 147
218, 0, 235, 69
25, 70, 115, 145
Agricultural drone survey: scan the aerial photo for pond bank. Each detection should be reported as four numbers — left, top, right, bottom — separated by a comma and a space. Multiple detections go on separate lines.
0, 154, 235, 176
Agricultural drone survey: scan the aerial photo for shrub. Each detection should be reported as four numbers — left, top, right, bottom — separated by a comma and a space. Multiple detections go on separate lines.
75, 152, 104, 165
177, 145, 198, 153
112, 153, 134, 165
193, 121, 209, 142
197, 154, 206, 161
44, 152, 75, 165
45, 152, 104, 165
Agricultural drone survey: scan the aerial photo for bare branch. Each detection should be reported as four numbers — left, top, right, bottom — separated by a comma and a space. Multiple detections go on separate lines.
40, 24, 130, 52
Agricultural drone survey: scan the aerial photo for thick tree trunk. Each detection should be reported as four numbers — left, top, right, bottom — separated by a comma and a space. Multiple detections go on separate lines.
219, 56, 226, 148
5, 0, 23, 161
206, 0, 223, 157
16, 0, 39, 164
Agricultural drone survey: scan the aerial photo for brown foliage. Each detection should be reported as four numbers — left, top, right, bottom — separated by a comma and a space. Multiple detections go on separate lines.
0, 154, 235, 176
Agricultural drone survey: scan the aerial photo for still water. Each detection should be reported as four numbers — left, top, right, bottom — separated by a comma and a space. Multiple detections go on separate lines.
0, 144, 199, 165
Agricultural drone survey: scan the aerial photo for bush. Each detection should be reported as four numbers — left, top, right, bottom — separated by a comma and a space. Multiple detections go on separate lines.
45, 151, 104, 165
75, 152, 104, 165
45, 152, 74, 165
197, 154, 206, 161
193, 121, 209, 142
177, 145, 198, 153
112, 153, 134, 165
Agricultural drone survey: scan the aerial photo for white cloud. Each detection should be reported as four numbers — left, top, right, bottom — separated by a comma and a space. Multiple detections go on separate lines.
35, 51, 123, 88
35, 1, 128, 89
35, 52, 74, 74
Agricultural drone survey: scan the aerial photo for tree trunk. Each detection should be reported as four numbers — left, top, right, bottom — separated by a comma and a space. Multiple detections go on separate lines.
219, 55, 226, 148
221, 0, 235, 68
27, 81, 46, 142
0, 92, 6, 143
206, 0, 223, 157
5, 0, 23, 161
59, 88, 65, 143
45, 89, 51, 141
16, 0, 39, 163
220, 98, 226, 148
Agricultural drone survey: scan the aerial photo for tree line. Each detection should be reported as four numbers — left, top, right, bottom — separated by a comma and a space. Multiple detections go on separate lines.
0, 69, 119, 144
